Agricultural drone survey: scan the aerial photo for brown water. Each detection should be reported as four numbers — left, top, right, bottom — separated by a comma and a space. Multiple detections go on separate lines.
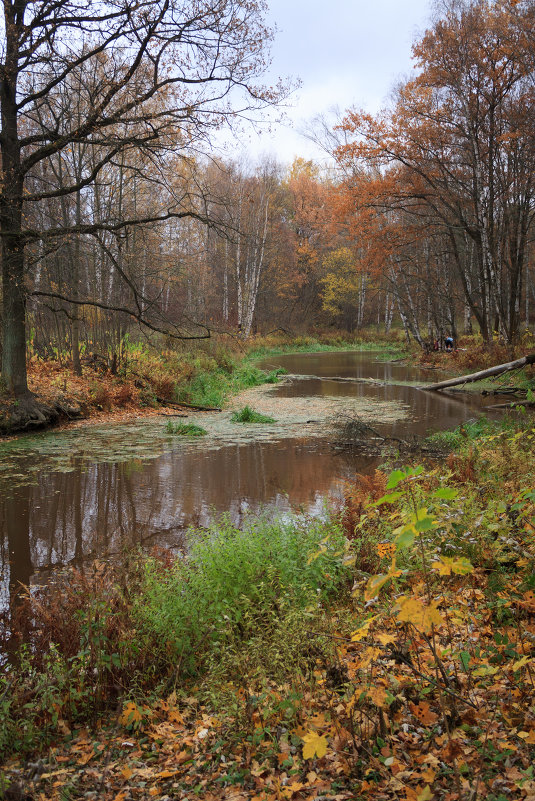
0, 351, 496, 606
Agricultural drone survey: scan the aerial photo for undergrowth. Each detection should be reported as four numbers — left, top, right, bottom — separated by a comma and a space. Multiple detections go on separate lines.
0, 516, 348, 759
424, 412, 530, 450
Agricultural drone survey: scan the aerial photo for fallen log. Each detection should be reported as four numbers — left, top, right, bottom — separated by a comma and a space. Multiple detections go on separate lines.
155, 396, 221, 412
418, 353, 535, 392
486, 400, 535, 410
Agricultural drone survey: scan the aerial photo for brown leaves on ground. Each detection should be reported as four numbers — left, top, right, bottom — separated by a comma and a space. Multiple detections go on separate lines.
4, 561, 535, 801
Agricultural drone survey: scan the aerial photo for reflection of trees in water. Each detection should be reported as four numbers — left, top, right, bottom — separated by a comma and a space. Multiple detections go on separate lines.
0, 438, 376, 599
1, 483, 33, 649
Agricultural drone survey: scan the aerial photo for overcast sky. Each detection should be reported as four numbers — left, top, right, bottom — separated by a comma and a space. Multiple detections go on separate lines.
226, 0, 432, 166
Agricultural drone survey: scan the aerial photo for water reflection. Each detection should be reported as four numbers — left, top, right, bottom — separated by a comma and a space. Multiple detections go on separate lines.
0, 439, 379, 608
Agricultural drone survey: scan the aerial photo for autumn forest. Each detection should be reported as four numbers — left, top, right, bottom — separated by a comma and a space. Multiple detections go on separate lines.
3, 0, 535, 408
3, 2, 535, 800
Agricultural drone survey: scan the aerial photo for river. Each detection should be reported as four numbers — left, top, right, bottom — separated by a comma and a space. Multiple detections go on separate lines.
0, 350, 496, 608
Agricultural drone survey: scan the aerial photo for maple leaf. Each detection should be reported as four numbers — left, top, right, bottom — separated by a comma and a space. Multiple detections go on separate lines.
351, 615, 377, 641
376, 632, 396, 645
416, 786, 433, 801
302, 732, 328, 760
119, 702, 143, 728
410, 701, 439, 726
431, 556, 473, 576
367, 686, 388, 708
396, 597, 444, 632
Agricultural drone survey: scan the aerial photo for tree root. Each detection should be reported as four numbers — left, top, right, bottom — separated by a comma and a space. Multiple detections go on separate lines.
0, 393, 83, 435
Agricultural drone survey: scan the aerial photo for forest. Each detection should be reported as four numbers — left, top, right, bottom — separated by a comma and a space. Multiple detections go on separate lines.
2, 1, 535, 801
2, 0, 535, 416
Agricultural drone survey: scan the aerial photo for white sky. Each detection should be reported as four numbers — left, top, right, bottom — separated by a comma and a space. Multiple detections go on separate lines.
225, 0, 432, 166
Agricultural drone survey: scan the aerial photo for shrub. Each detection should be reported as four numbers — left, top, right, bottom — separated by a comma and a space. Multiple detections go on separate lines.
114, 382, 137, 406
89, 382, 112, 411
135, 515, 348, 678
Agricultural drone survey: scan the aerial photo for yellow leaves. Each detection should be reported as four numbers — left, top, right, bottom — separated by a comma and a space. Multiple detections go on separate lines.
472, 664, 500, 678
280, 781, 305, 798
364, 561, 402, 601
301, 731, 328, 760
367, 685, 388, 708
351, 615, 377, 641
511, 655, 533, 672
518, 730, 535, 744
377, 541, 397, 559
416, 786, 433, 801
396, 597, 444, 633
360, 647, 382, 670
376, 632, 397, 645
119, 701, 143, 728
431, 556, 473, 576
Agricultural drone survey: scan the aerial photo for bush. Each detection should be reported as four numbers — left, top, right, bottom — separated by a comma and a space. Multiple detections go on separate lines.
135, 515, 348, 678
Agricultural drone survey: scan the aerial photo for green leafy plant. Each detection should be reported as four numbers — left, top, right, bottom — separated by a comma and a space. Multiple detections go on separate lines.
135, 515, 348, 678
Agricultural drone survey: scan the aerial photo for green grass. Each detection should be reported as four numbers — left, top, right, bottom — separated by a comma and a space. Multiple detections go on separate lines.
165, 420, 207, 436
175, 362, 286, 408
425, 413, 530, 450
135, 514, 348, 677
248, 339, 405, 360
231, 405, 276, 424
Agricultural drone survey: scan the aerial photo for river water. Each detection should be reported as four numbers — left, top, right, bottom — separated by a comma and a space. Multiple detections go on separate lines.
0, 350, 496, 607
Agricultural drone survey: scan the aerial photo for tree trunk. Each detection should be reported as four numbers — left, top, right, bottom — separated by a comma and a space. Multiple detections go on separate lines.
1, 0, 29, 396
1, 224, 28, 396
419, 353, 535, 391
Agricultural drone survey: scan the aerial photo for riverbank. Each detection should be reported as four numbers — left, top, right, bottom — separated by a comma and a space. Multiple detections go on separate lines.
0, 334, 404, 436
2, 413, 535, 800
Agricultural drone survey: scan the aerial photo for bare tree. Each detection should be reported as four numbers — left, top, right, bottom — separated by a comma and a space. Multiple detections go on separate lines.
0, 0, 284, 420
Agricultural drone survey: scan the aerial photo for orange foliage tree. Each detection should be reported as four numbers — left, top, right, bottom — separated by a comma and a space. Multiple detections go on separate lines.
335, 0, 535, 344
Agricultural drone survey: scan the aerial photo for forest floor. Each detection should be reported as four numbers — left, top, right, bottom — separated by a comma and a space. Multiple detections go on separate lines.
2, 412, 535, 801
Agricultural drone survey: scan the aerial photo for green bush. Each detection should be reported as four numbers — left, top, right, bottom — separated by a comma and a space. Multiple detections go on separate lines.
425, 414, 528, 450
135, 515, 348, 677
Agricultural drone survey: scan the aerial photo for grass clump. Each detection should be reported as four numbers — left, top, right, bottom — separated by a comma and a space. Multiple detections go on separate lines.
135, 515, 348, 680
175, 361, 284, 408
165, 420, 207, 437
230, 405, 276, 424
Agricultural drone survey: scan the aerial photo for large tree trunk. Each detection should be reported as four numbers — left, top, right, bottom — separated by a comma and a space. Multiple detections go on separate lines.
2, 225, 28, 396
1, 0, 29, 397
419, 353, 535, 391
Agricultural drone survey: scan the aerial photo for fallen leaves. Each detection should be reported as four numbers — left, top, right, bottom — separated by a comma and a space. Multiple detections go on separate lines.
301, 732, 328, 760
